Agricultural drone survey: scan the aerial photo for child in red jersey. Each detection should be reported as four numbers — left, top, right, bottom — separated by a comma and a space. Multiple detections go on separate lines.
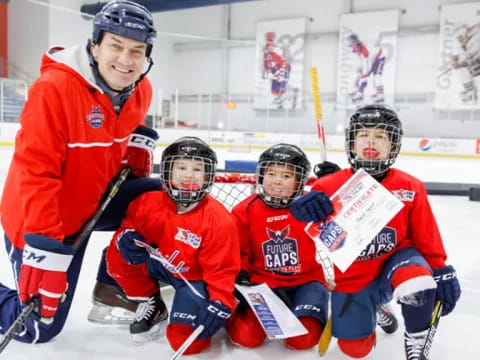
226, 144, 330, 350
106, 136, 240, 354
290, 104, 461, 360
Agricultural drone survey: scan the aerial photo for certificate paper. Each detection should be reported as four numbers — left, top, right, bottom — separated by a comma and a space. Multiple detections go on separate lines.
235, 283, 307, 339
305, 169, 404, 272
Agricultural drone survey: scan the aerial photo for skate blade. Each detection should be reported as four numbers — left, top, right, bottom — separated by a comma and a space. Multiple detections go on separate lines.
87, 302, 135, 326
132, 322, 166, 346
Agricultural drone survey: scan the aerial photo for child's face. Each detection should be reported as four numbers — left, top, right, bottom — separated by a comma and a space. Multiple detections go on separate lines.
171, 158, 206, 190
262, 163, 298, 199
353, 126, 391, 161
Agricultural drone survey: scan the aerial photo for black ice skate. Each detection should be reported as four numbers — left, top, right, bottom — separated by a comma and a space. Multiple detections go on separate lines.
87, 282, 138, 326
130, 292, 168, 345
376, 303, 399, 334
404, 329, 428, 360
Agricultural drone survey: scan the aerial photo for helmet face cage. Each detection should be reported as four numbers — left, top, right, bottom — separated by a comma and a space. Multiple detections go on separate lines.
160, 137, 217, 205
92, 0, 157, 56
256, 144, 311, 209
256, 161, 308, 208
345, 105, 403, 176
161, 156, 215, 205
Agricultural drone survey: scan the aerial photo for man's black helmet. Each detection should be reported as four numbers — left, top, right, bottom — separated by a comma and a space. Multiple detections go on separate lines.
92, 0, 156, 56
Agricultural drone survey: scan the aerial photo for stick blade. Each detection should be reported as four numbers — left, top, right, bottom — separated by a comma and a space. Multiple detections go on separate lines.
318, 315, 332, 356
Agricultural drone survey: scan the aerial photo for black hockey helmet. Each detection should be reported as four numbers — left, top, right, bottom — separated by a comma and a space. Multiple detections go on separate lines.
256, 143, 311, 208
161, 136, 217, 205
92, 0, 156, 56
346, 104, 403, 176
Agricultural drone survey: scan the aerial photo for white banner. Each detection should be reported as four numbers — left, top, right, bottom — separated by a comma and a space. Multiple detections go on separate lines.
336, 10, 399, 109
436, 3, 480, 109
254, 18, 306, 110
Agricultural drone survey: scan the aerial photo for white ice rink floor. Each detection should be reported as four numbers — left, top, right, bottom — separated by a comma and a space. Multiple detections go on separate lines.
0, 146, 479, 360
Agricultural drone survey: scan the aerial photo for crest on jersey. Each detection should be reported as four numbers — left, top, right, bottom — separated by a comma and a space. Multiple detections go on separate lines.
357, 227, 397, 261
175, 228, 201, 249
392, 189, 415, 202
85, 106, 105, 128
318, 220, 347, 252
262, 225, 301, 275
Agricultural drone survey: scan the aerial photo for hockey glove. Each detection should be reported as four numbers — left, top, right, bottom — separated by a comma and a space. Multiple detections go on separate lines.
290, 190, 333, 223
234, 270, 257, 312
432, 265, 461, 316
19, 234, 74, 318
125, 125, 159, 178
235, 269, 254, 286
273, 287, 293, 308
313, 161, 341, 178
194, 300, 231, 339
145, 257, 185, 289
116, 229, 149, 265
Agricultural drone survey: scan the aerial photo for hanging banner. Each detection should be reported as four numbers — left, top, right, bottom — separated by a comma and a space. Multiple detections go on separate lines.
254, 18, 306, 110
336, 10, 399, 110
436, 3, 480, 109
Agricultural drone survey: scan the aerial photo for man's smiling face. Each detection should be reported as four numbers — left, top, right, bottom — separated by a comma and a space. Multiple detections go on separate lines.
90, 32, 147, 91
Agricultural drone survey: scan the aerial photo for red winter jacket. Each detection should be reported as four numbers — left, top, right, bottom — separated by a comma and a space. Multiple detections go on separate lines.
0, 45, 152, 248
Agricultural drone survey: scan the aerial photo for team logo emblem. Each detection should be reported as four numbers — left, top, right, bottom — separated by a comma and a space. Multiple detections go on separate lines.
318, 220, 347, 252
357, 227, 397, 261
175, 228, 201, 248
85, 106, 105, 128
262, 225, 300, 275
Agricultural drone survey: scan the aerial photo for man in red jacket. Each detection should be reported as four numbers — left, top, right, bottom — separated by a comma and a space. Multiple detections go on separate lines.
0, 0, 162, 345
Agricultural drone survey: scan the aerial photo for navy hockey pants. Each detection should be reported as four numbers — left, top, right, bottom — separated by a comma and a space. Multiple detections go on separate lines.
0, 176, 161, 344
331, 247, 432, 339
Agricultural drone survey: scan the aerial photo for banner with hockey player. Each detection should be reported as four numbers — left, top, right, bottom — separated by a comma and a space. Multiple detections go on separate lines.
254, 18, 306, 110
336, 10, 399, 109
436, 3, 480, 109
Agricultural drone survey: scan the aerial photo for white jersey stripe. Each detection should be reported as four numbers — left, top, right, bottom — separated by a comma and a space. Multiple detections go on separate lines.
67, 136, 129, 148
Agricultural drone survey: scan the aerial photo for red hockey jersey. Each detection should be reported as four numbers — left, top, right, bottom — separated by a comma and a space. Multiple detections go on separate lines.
311, 168, 447, 292
232, 195, 327, 289
109, 191, 241, 310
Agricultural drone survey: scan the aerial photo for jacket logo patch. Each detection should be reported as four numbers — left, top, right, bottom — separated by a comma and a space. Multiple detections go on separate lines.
392, 189, 415, 202
175, 228, 201, 248
85, 106, 105, 128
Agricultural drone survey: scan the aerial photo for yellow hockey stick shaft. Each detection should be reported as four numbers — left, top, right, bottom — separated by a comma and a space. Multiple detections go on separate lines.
318, 314, 332, 356
310, 67, 327, 162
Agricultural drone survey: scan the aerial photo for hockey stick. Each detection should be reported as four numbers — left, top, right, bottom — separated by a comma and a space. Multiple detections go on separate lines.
0, 167, 131, 354
0, 302, 35, 354
133, 241, 206, 360
437, 67, 452, 79
419, 300, 443, 360
309, 232, 335, 356
318, 315, 332, 356
316, 247, 334, 357
170, 325, 205, 360
310, 66, 336, 356
310, 67, 327, 162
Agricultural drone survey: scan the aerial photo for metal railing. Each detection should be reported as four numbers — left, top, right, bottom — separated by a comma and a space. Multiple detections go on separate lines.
152, 89, 480, 139
0, 78, 28, 123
